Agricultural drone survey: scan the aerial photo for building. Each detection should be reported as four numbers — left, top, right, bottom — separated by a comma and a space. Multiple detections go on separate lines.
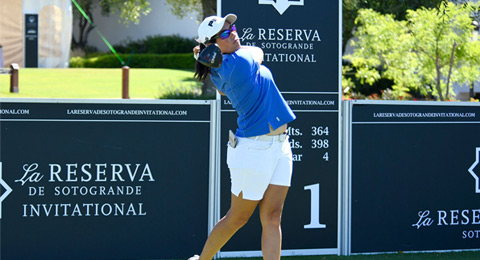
0, 0, 199, 68
79, 0, 199, 53
0, 0, 72, 68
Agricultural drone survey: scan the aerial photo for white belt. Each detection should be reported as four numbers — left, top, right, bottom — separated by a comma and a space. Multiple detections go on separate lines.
248, 133, 287, 142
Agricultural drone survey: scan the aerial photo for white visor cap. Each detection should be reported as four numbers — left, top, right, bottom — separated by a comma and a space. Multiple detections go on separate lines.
197, 14, 237, 44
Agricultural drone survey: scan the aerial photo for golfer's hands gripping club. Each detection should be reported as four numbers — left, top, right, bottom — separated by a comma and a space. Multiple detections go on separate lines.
194, 44, 223, 68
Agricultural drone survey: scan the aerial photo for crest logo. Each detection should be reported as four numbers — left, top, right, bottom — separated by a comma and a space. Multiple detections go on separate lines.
0, 162, 14, 219
468, 147, 480, 194
259, 0, 304, 15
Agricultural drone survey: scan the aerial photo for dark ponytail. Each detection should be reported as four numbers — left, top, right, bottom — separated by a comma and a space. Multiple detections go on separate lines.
194, 43, 212, 81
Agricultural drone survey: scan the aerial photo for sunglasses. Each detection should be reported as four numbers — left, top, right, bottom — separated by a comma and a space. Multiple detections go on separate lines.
211, 24, 236, 41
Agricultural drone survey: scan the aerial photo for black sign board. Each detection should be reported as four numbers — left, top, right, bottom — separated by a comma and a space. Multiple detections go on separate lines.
218, 0, 341, 256
25, 14, 38, 68
0, 100, 213, 259
348, 101, 480, 253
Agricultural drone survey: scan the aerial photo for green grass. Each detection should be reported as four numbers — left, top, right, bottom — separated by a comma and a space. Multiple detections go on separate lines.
222, 251, 480, 260
0, 68, 201, 99
297, 251, 480, 259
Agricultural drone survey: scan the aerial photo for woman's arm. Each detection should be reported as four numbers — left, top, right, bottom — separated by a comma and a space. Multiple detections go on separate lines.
241, 46, 264, 64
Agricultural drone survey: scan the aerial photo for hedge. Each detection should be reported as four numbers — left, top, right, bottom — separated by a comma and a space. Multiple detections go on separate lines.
70, 53, 195, 69
112, 34, 196, 54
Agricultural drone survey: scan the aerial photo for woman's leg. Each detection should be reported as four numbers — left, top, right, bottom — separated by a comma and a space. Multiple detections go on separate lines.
199, 192, 259, 260
259, 184, 289, 260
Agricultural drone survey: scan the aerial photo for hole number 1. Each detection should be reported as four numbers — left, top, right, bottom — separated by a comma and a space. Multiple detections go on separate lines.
304, 183, 326, 229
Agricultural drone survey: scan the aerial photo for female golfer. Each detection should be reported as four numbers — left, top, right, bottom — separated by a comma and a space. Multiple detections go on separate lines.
190, 13, 296, 260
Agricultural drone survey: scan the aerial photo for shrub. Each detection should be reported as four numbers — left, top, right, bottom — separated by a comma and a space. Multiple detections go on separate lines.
69, 56, 86, 68
113, 34, 196, 54
157, 87, 215, 100
70, 53, 195, 69
158, 86, 201, 99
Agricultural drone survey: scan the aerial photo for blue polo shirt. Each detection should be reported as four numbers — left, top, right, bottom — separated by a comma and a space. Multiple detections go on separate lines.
210, 48, 296, 137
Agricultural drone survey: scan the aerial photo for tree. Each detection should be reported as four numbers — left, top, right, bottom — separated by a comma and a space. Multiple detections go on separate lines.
165, 0, 216, 97
165, 0, 216, 20
72, 0, 151, 51
344, 1, 480, 101
342, 0, 443, 53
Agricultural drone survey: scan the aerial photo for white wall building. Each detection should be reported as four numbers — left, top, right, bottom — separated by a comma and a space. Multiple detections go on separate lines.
78, 0, 200, 52
0, 0, 199, 68
0, 0, 72, 68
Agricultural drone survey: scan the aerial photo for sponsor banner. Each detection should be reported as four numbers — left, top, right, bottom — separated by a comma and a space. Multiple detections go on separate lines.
349, 101, 480, 253
352, 103, 480, 122
0, 102, 203, 120
224, 0, 339, 93
219, 0, 341, 256
221, 93, 338, 112
0, 100, 212, 260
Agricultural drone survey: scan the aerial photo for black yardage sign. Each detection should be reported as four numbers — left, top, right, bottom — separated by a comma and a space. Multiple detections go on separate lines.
218, 0, 341, 256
